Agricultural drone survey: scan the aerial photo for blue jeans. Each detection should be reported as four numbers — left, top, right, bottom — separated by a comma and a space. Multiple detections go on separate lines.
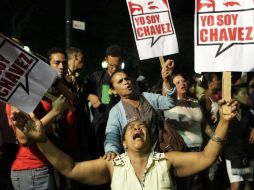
11, 166, 55, 190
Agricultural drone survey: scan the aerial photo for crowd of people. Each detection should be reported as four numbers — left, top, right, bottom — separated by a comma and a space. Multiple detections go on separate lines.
0, 44, 254, 190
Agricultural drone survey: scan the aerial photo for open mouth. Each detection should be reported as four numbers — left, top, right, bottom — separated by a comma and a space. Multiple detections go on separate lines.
132, 133, 144, 141
180, 86, 186, 90
126, 84, 132, 90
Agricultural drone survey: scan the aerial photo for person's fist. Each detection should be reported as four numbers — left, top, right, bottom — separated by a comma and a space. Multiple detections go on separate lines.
165, 59, 174, 71
161, 59, 174, 80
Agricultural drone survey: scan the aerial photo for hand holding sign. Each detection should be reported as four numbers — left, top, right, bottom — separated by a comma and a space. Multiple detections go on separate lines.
161, 58, 175, 94
218, 98, 238, 121
44, 76, 75, 111
44, 93, 75, 112
165, 59, 174, 73
51, 94, 69, 114
161, 59, 174, 80
11, 94, 69, 141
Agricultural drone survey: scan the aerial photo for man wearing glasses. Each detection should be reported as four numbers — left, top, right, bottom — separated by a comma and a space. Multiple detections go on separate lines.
87, 45, 123, 157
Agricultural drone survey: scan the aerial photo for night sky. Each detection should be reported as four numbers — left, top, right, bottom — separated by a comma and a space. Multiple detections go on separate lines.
0, 0, 195, 86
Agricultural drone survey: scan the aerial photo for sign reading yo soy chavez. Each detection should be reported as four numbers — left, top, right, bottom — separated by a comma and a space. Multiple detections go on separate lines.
126, 0, 179, 60
0, 34, 57, 112
195, 0, 254, 72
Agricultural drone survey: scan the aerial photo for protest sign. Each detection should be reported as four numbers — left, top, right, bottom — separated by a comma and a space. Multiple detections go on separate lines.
0, 34, 57, 112
195, 0, 254, 72
126, 0, 179, 60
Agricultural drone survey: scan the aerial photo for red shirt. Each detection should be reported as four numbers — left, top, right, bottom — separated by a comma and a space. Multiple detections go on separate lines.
6, 100, 51, 171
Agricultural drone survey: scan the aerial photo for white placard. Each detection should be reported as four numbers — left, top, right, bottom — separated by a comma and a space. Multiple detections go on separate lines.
195, 0, 254, 72
0, 34, 57, 112
126, 0, 179, 60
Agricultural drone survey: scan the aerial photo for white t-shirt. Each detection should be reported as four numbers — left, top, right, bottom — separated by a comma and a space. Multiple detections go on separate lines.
164, 98, 203, 148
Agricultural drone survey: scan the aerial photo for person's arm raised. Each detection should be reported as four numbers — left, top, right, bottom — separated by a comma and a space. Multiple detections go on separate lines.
161, 59, 174, 95
42, 94, 70, 127
11, 111, 112, 185
11, 94, 68, 140
37, 138, 111, 185
165, 99, 238, 177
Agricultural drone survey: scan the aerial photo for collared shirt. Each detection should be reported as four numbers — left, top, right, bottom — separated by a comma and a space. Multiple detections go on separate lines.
111, 152, 173, 190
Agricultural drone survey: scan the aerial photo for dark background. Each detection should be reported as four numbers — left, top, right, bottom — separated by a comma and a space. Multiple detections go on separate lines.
0, 0, 195, 86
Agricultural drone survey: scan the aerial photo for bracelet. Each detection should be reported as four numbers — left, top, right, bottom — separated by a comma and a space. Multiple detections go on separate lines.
163, 83, 170, 93
211, 134, 226, 145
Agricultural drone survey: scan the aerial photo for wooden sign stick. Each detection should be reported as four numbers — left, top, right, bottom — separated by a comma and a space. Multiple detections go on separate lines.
159, 56, 166, 67
222, 71, 231, 114
159, 56, 166, 94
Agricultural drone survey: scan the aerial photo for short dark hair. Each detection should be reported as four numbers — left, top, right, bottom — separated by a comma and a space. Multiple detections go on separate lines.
105, 45, 123, 58
47, 47, 67, 60
109, 71, 127, 89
